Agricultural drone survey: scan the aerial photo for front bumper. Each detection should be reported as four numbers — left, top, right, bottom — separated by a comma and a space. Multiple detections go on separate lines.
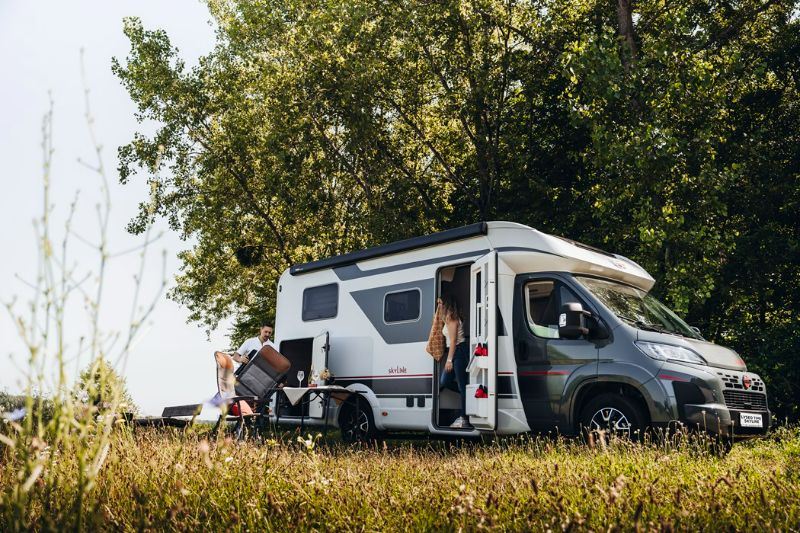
682, 403, 771, 439
660, 364, 771, 439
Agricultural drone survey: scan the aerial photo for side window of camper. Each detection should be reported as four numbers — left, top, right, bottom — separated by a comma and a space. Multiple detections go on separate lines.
525, 281, 560, 338
302, 283, 338, 321
384, 289, 421, 323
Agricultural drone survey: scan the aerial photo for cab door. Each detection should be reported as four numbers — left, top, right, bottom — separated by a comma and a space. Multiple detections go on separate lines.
467, 251, 497, 430
514, 276, 598, 429
308, 331, 329, 419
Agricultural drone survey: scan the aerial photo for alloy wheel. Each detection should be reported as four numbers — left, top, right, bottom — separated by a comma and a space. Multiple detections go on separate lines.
342, 405, 372, 442
589, 407, 632, 437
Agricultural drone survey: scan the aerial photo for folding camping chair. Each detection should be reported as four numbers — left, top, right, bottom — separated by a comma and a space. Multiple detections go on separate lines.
212, 344, 291, 439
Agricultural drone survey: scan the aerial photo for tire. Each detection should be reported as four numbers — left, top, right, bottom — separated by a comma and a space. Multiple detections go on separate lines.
580, 393, 648, 441
339, 395, 375, 444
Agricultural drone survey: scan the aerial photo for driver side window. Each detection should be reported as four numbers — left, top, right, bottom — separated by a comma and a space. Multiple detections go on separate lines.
525, 280, 584, 339
525, 281, 560, 338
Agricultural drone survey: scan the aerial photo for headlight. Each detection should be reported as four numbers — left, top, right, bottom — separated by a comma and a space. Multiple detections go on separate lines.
634, 341, 706, 365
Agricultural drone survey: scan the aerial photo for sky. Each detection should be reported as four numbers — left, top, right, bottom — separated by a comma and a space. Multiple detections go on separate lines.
0, 1, 234, 416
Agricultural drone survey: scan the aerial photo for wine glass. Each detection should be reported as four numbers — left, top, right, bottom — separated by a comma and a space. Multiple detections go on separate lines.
297, 370, 305, 387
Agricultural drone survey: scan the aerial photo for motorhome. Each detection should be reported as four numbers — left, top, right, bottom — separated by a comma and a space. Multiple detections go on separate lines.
270, 222, 770, 441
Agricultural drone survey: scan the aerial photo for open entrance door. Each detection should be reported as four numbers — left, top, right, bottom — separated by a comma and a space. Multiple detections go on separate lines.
308, 331, 329, 418
466, 251, 497, 430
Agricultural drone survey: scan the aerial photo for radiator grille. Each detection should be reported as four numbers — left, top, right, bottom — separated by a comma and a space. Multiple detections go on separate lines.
716, 371, 765, 392
723, 390, 768, 411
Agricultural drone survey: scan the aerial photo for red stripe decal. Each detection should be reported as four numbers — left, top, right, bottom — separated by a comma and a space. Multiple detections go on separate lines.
658, 374, 689, 382
519, 370, 570, 376
336, 373, 433, 379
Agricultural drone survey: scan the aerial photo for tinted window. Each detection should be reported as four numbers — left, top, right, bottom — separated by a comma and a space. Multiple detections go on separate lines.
525, 281, 559, 338
559, 285, 581, 307
525, 280, 586, 339
384, 289, 421, 323
302, 284, 338, 321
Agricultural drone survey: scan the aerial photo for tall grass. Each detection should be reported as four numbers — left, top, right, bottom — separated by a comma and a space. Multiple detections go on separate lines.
0, 70, 165, 532
2, 426, 799, 531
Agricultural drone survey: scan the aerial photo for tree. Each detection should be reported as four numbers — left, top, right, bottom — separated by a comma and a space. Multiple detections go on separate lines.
112, 0, 565, 339
556, 0, 799, 416
76, 359, 138, 415
114, 0, 800, 417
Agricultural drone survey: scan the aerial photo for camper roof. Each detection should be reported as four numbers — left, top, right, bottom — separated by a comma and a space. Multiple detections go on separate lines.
288, 221, 654, 290
289, 222, 488, 276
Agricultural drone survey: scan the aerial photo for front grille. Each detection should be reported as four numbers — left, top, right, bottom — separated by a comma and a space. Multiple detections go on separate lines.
723, 390, 768, 411
716, 371, 765, 392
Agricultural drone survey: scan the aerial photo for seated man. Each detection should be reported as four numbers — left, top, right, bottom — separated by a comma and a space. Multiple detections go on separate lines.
214, 323, 275, 404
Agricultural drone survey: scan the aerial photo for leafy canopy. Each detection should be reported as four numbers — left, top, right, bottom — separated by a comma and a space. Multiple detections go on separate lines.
114, 0, 799, 417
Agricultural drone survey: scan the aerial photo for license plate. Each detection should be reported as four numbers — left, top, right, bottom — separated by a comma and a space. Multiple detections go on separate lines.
740, 412, 763, 428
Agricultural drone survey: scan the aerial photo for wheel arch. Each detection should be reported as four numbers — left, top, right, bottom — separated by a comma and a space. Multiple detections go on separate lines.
571, 379, 654, 429
337, 385, 384, 431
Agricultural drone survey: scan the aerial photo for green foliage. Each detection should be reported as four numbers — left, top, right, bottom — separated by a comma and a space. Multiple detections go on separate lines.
2, 429, 800, 530
76, 359, 138, 415
114, 0, 800, 415
0, 392, 54, 423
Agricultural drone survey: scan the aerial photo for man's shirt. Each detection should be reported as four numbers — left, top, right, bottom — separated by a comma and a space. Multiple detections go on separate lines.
236, 337, 276, 361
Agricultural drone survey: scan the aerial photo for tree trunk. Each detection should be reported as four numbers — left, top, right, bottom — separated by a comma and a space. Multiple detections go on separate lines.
617, 0, 638, 72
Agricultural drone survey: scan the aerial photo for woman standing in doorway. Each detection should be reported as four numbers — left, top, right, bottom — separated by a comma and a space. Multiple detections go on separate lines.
439, 293, 471, 428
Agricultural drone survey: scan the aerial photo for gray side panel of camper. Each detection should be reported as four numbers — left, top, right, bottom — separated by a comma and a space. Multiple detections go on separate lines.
349, 279, 434, 344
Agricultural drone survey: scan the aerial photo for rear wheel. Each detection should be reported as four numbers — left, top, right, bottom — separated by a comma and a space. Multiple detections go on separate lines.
580, 393, 647, 441
339, 395, 375, 444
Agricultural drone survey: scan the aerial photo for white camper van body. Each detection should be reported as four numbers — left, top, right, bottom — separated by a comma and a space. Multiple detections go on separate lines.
271, 221, 656, 436
270, 221, 770, 439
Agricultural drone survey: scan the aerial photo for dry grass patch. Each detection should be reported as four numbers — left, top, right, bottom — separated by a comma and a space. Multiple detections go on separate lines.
3, 425, 799, 531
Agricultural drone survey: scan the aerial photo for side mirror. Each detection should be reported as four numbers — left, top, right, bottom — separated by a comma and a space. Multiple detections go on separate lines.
690, 326, 704, 340
559, 303, 590, 340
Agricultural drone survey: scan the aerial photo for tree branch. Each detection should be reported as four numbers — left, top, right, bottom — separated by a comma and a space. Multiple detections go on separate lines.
309, 115, 373, 202
698, 0, 783, 51
381, 95, 473, 197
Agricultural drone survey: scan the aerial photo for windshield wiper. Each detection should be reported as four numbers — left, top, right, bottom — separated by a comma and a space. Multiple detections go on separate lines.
636, 321, 673, 334
616, 314, 672, 334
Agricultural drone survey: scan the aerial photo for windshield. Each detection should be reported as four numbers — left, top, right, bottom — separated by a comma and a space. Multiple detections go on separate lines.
575, 277, 701, 339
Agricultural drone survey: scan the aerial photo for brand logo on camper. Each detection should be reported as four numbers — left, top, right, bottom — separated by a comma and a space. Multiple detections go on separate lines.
388, 366, 408, 375
742, 375, 752, 390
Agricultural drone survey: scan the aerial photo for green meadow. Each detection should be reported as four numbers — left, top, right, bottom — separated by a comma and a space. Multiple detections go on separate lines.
2, 425, 799, 531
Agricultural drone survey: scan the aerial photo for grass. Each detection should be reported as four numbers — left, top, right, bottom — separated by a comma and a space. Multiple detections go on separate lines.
2, 424, 799, 531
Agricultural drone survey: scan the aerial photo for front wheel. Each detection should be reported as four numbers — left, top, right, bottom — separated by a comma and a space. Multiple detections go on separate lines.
580, 393, 647, 441
339, 395, 376, 444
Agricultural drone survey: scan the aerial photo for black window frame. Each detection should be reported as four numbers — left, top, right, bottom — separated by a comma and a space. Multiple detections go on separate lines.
523, 278, 585, 339
302, 283, 339, 321
383, 288, 422, 324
